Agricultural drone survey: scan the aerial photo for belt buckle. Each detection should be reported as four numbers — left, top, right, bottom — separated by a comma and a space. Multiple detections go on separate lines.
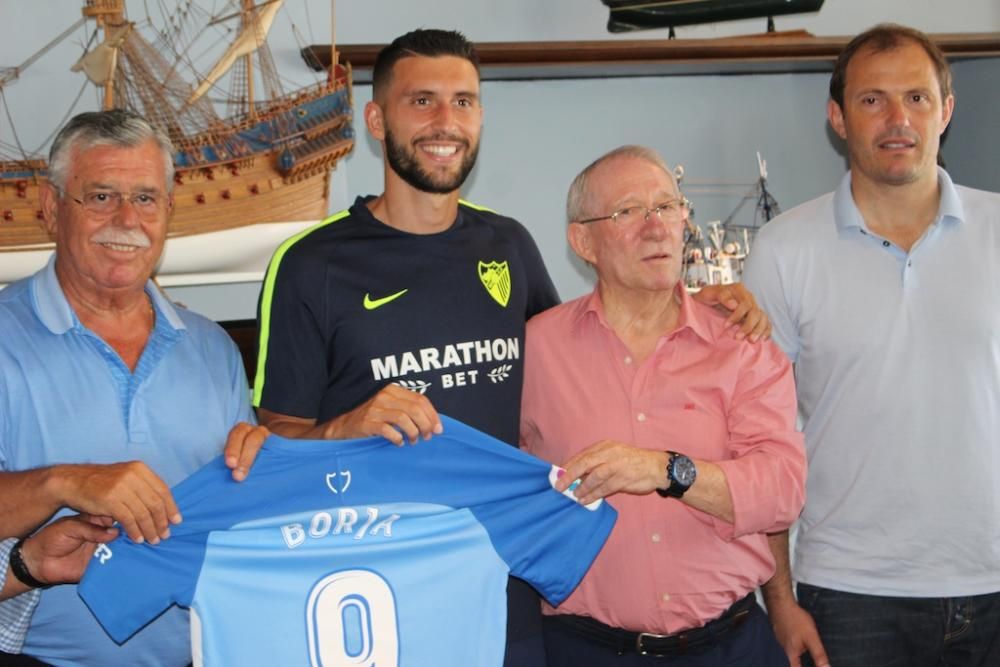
635, 631, 671, 656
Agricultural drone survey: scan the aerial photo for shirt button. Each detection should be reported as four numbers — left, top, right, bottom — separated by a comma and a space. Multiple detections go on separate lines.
637, 413, 647, 422
661, 593, 671, 602
882, 240, 891, 247
624, 356, 633, 365
651, 533, 661, 543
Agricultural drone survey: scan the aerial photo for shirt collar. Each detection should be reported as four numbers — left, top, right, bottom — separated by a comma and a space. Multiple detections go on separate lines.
572, 283, 714, 344
834, 166, 965, 233
31, 253, 186, 334
935, 167, 964, 225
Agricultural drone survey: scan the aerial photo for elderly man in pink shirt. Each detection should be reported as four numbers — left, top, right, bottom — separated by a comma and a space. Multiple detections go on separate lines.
520, 145, 805, 666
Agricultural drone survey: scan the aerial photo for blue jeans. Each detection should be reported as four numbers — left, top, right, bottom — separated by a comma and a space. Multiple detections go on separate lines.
797, 583, 1000, 667
543, 602, 788, 666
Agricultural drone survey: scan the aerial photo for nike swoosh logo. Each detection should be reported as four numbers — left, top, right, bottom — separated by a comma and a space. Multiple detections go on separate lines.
363, 289, 409, 310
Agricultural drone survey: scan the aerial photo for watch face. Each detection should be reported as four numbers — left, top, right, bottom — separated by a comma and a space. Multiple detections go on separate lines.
672, 455, 697, 486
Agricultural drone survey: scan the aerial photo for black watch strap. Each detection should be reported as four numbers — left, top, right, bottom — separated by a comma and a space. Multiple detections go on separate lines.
9, 537, 52, 590
656, 451, 694, 499
655, 451, 676, 498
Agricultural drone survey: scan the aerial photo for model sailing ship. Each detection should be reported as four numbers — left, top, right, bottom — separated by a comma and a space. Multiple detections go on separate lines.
0, 0, 353, 285
682, 153, 780, 289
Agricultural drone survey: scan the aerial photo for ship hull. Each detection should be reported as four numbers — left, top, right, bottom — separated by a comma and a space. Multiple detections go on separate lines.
1, 74, 354, 287
0, 217, 321, 287
0, 155, 337, 242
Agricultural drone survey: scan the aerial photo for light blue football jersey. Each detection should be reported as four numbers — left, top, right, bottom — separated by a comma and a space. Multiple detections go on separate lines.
79, 416, 616, 666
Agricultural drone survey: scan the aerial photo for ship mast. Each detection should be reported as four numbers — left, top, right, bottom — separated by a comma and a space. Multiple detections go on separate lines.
242, 0, 257, 120
329, 0, 338, 83
81, 0, 126, 110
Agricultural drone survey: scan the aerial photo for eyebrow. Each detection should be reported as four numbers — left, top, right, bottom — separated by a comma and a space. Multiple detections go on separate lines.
405, 89, 480, 101
83, 182, 163, 195
611, 192, 679, 208
854, 85, 933, 96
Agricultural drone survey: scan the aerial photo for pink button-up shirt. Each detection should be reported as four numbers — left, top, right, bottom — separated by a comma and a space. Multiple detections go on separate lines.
520, 287, 805, 634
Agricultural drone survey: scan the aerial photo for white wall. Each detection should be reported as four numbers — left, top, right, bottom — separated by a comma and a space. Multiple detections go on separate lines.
2, 1, 998, 318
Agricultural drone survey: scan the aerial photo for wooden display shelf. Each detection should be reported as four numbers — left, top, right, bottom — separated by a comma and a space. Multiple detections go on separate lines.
302, 32, 1000, 82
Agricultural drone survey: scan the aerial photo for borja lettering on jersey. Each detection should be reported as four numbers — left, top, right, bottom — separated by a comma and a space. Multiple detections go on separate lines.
370, 337, 520, 393
282, 507, 401, 549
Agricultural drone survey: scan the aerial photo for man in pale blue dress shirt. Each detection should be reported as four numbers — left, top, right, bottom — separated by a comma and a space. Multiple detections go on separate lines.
747, 23, 1000, 667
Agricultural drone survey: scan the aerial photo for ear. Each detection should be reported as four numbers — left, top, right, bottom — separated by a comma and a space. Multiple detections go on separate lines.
940, 94, 955, 134
39, 182, 60, 236
827, 98, 847, 140
568, 222, 597, 265
364, 101, 386, 141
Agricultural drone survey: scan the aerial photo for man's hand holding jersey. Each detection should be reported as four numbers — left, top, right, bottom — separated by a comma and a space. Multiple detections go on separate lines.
258, 384, 443, 446
1, 515, 118, 600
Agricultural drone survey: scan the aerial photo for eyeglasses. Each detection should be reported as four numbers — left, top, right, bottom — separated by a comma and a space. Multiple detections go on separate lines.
575, 197, 691, 227
62, 189, 166, 220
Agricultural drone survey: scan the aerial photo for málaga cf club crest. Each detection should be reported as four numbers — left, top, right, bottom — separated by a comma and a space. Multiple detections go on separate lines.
478, 260, 511, 307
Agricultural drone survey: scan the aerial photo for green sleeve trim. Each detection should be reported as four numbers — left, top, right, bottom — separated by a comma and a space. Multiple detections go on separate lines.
458, 198, 496, 214
252, 208, 352, 407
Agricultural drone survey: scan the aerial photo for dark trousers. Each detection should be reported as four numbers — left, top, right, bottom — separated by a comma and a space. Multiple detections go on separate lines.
0, 654, 193, 667
543, 602, 789, 666
504, 577, 547, 667
798, 583, 1000, 667
0, 652, 51, 667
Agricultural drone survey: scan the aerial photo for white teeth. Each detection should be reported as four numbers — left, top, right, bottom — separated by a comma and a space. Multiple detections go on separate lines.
883, 142, 911, 148
422, 144, 458, 156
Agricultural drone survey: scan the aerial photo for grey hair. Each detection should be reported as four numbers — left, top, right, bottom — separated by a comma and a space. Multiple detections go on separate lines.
48, 110, 175, 193
566, 145, 676, 223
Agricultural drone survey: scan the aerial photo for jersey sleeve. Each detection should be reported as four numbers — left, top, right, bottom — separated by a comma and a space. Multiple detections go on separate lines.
455, 428, 616, 606
488, 479, 615, 606
77, 459, 233, 643
78, 532, 208, 644
253, 235, 330, 417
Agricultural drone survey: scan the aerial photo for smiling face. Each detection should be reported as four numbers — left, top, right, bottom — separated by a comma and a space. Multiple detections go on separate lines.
828, 40, 954, 190
42, 138, 171, 300
366, 55, 482, 195
568, 155, 686, 297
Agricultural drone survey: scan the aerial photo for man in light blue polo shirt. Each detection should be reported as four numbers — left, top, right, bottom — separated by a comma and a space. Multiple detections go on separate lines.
0, 110, 266, 666
745, 23, 1000, 667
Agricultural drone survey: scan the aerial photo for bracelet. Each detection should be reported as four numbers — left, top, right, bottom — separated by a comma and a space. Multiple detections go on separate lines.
9, 537, 52, 590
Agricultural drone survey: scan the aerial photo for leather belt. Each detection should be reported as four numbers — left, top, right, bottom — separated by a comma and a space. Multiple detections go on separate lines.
548, 593, 756, 657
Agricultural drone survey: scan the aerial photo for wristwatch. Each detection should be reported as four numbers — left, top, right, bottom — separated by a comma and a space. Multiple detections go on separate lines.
656, 451, 697, 499
10, 537, 51, 590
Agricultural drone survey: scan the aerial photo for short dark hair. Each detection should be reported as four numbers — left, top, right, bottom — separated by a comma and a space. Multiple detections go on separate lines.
371, 29, 480, 100
830, 23, 952, 109
49, 109, 175, 192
